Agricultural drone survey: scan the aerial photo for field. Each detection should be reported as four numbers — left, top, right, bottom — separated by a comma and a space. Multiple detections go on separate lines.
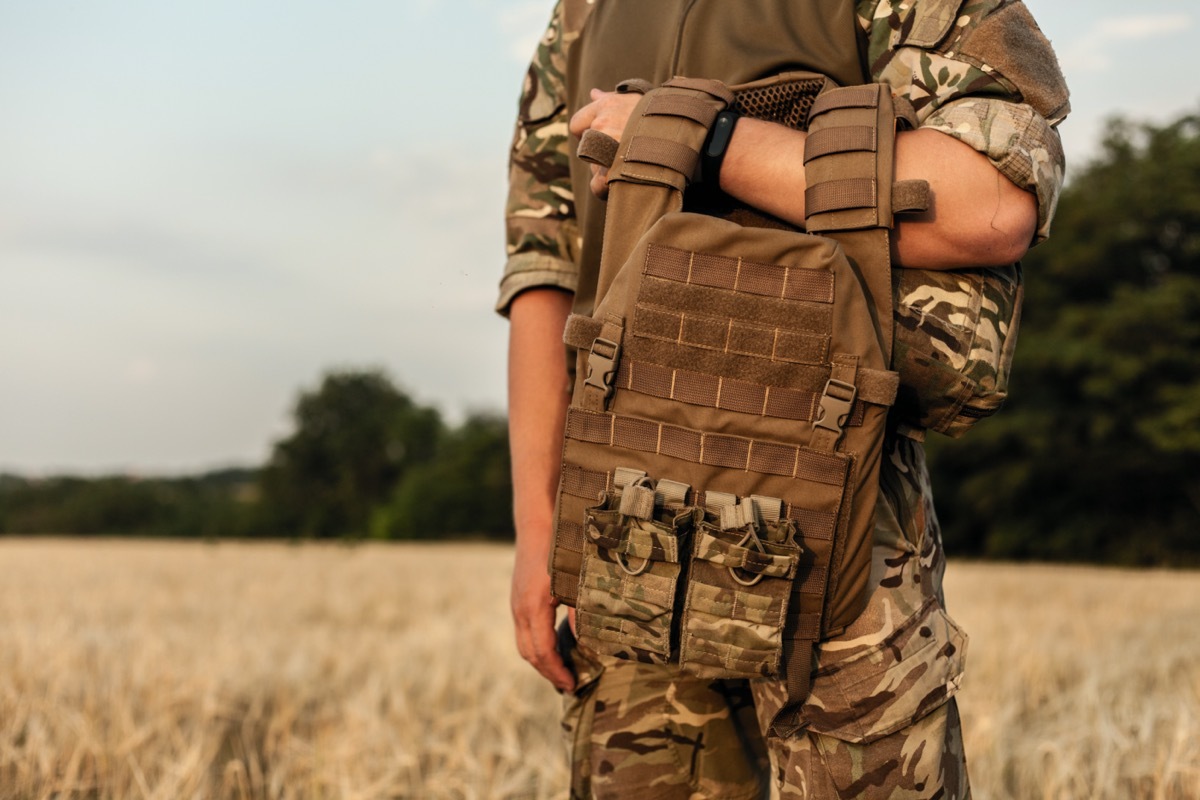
0, 539, 1196, 800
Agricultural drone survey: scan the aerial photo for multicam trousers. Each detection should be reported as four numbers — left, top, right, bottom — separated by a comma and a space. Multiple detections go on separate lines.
560, 436, 971, 799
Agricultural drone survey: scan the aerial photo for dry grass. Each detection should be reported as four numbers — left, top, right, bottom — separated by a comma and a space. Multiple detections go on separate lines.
0, 539, 1196, 799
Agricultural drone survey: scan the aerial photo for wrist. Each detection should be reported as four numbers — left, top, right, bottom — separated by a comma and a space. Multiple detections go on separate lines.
700, 109, 741, 189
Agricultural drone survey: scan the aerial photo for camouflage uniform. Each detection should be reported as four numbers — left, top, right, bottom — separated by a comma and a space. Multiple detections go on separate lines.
500, 2, 1067, 797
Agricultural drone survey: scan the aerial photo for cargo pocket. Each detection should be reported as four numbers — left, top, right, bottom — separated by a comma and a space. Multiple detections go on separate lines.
680, 514, 800, 680
802, 597, 968, 745
575, 501, 690, 664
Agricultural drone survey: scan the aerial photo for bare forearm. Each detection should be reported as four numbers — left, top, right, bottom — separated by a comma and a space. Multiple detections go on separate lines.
508, 288, 573, 536
507, 287, 575, 692
720, 121, 1037, 268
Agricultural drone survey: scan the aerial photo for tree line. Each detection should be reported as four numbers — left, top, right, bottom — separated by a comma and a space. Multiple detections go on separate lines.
1, 111, 1198, 563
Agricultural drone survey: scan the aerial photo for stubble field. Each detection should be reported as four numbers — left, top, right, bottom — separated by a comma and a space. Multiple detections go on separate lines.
0, 538, 1196, 800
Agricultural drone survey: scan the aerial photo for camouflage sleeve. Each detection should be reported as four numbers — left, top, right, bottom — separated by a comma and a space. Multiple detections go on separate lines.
496, 1, 581, 317
856, 0, 1070, 243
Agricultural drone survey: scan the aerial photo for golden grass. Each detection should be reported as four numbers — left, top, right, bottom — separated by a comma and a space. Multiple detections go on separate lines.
0, 539, 1196, 799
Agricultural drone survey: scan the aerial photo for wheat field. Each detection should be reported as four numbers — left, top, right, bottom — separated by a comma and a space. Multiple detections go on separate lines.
0, 539, 1196, 800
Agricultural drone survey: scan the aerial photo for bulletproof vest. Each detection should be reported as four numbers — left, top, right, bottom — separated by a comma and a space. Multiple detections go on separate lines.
548, 0, 1021, 734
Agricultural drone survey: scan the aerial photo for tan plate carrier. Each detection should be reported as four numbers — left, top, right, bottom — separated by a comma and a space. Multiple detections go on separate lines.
551, 73, 930, 735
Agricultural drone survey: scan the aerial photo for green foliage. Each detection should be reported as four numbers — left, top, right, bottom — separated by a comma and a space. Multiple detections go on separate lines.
259, 369, 443, 539
370, 413, 513, 540
928, 112, 1200, 566
0, 469, 261, 538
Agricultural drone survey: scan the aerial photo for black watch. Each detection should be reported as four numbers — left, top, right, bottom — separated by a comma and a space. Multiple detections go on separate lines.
700, 109, 741, 188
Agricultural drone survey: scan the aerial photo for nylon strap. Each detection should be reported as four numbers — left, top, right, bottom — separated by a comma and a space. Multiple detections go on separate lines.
807, 84, 880, 118
566, 408, 849, 484
805, 178, 877, 216
644, 93, 721, 127
623, 136, 701, 176
618, 483, 656, 519
803, 126, 877, 162
577, 129, 620, 168
662, 76, 736, 103
561, 461, 837, 540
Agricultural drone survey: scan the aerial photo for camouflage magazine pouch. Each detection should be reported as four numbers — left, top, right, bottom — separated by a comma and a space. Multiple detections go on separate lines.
892, 265, 1023, 438
679, 495, 800, 679
575, 478, 696, 663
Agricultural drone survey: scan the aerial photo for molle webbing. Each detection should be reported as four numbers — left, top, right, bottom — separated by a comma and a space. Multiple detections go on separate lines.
552, 74, 906, 734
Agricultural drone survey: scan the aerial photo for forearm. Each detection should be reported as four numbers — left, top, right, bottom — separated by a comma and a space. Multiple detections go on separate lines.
508, 288, 573, 540
719, 120, 1037, 268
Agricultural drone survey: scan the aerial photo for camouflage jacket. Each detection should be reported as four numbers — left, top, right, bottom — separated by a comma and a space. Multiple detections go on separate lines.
498, 0, 1069, 314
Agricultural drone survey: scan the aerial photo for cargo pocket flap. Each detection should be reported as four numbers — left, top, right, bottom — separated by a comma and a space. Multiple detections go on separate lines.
801, 598, 967, 744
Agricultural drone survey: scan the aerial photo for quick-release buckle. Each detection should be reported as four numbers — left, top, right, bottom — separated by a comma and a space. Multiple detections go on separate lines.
814, 378, 857, 436
584, 337, 620, 400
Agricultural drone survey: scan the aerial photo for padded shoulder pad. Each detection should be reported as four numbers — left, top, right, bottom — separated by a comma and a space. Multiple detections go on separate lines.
956, 1, 1071, 122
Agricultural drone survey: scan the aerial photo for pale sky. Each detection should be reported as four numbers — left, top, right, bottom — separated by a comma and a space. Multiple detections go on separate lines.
1, 0, 1196, 474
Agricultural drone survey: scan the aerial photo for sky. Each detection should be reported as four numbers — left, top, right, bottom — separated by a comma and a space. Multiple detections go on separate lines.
1, 0, 1196, 475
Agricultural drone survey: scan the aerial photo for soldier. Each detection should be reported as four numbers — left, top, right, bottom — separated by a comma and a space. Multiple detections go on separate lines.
499, 2, 1069, 797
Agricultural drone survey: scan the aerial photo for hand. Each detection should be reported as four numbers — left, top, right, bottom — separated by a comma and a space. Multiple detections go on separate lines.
569, 88, 641, 199
510, 529, 576, 692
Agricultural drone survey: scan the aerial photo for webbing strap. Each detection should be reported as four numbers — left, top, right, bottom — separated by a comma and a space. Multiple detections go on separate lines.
807, 84, 880, 118
644, 93, 721, 127
805, 178, 877, 216
624, 136, 701, 176
892, 179, 931, 213
618, 483, 656, 519
662, 76, 736, 103
644, 243, 836, 304
561, 461, 836, 540
612, 358, 887, 425
566, 408, 849, 484
577, 129, 620, 168
803, 126, 877, 162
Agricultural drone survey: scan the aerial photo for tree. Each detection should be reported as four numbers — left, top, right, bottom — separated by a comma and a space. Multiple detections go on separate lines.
260, 369, 442, 538
370, 412, 512, 540
927, 112, 1200, 565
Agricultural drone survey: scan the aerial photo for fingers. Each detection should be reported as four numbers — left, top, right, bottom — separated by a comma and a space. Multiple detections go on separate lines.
513, 591, 576, 692
510, 546, 576, 693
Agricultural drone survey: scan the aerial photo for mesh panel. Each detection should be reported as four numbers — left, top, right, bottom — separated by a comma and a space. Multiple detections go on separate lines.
733, 77, 825, 131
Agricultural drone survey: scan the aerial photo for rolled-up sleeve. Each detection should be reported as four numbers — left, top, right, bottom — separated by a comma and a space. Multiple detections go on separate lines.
858, 0, 1070, 243
497, 1, 581, 316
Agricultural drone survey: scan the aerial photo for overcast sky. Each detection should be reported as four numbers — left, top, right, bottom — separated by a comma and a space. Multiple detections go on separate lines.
1, 0, 1196, 475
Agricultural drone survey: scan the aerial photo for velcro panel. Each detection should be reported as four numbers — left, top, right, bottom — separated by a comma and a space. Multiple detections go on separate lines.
644, 244, 835, 303
638, 277, 833, 334
633, 305, 830, 366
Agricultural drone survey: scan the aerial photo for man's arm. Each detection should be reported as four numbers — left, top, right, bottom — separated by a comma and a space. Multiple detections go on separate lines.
570, 91, 1037, 269
507, 287, 575, 693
